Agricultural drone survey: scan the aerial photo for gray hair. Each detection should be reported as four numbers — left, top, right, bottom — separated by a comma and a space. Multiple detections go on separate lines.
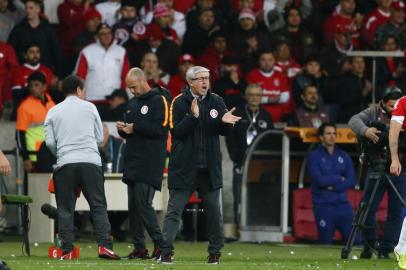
185, 66, 210, 82
126, 67, 146, 81
245, 83, 262, 94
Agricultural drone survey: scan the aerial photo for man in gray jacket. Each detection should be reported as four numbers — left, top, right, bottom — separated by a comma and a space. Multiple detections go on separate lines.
348, 86, 405, 259
44, 75, 120, 260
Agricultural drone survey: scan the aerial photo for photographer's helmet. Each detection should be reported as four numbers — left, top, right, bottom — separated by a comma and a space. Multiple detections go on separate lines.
382, 86, 403, 102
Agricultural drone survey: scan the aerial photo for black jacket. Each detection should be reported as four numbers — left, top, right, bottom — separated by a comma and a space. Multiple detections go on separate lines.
226, 105, 273, 167
8, 17, 62, 76
119, 88, 169, 190
168, 87, 232, 190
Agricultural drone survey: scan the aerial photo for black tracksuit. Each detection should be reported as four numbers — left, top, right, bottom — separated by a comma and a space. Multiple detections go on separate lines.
161, 87, 232, 256
225, 105, 273, 225
118, 88, 169, 250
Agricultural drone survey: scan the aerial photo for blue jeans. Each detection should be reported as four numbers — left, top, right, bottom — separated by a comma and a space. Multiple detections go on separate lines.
362, 171, 406, 253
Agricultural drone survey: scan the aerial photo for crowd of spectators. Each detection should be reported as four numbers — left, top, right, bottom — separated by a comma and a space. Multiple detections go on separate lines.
2, 0, 406, 126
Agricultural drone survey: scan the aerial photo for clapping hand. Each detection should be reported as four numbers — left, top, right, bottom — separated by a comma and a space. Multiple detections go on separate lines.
222, 108, 241, 125
191, 98, 199, 118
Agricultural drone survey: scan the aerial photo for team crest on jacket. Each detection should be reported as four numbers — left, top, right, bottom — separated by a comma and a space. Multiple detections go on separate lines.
338, 156, 344, 164
274, 79, 280, 87
210, 109, 218, 118
141, 105, 148, 114
258, 120, 267, 129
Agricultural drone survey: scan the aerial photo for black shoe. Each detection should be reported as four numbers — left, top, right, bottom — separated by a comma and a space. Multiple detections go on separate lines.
160, 252, 173, 264
0, 260, 11, 270
151, 247, 161, 260
207, 253, 220, 264
127, 248, 149, 259
360, 247, 373, 259
378, 251, 390, 259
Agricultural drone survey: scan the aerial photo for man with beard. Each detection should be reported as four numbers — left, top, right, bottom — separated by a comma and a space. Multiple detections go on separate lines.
288, 85, 329, 128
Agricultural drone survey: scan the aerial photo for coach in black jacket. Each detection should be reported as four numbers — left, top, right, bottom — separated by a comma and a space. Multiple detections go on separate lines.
160, 66, 241, 265
117, 68, 169, 260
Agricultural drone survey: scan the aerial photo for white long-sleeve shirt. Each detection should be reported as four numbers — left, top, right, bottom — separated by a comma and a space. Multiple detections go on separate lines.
44, 95, 103, 167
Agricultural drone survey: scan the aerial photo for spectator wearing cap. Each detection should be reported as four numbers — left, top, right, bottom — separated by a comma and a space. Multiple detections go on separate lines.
183, 7, 221, 56
0, 0, 25, 42
322, 0, 361, 49
263, 0, 312, 33
292, 53, 328, 107
213, 55, 246, 109
134, 23, 181, 75
72, 8, 102, 58
10, 43, 56, 119
144, 3, 179, 44
140, 52, 170, 88
375, 35, 406, 98
229, 8, 270, 56
361, 0, 392, 48
274, 41, 302, 83
99, 89, 128, 121
167, 54, 194, 97
0, 41, 18, 115
273, 7, 316, 64
57, 0, 93, 67
8, 0, 62, 76
143, 0, 186, 41
375, 1, 406, 49
75, 23, 130, 110
195, 30, 233, 82
95, 0, 120, 26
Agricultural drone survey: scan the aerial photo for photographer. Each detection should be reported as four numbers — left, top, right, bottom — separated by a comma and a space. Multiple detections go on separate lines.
348, 86, 404, 259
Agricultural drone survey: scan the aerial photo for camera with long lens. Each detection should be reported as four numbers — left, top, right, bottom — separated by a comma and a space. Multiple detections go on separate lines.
359, 121, 390, 173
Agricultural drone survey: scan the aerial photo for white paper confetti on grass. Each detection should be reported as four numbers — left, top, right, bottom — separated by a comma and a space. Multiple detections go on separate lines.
227, 252, 232, 256
352, 255, 358, 260
268, 250, 272, 254
290, 251, 295, 255
34, 243, 38, 247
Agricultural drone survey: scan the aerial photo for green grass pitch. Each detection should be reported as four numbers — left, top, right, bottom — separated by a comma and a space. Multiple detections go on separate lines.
0, 241, 400, 269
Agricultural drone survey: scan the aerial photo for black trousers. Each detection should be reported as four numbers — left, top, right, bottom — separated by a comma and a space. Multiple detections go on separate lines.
127, 182, 163, 250
161, 171, 224, 255
53, 163, 112, 253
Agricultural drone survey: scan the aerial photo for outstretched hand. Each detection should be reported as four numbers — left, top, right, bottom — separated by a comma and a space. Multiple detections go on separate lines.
222, 107, 241, 125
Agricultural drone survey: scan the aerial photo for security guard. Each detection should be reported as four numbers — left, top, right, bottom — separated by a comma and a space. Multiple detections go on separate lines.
160, 66, 241, 265
16, 71, 55, 172
349, 86, 405, 258
117, 67, 169, 260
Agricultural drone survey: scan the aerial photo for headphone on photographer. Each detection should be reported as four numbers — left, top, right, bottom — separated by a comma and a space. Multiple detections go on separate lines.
382, 86, 403, 102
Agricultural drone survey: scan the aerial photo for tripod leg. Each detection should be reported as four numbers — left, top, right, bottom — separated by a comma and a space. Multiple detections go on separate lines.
384, 174, 406, 208
342, 178, 381, 259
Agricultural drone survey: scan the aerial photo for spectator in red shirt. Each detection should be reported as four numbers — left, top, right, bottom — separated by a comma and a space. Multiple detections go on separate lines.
274, 41, 302, 83
246, 51, 291, 122
362, 0, 392, 48
11, 43, 55, 119
8, 0, 62, 76
167, 54, 195, 97
0, 41, 18, 115
57, 0, 92, 64
323, 0, 361, 48
195, 30, 233, 82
